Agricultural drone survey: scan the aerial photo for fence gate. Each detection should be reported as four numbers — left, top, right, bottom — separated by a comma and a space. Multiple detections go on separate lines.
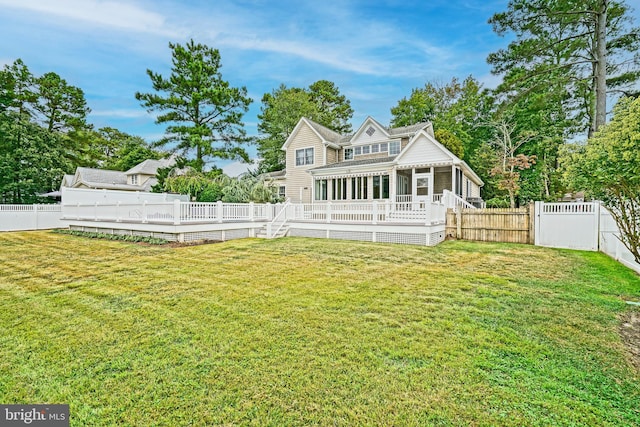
534, 202, 599, 251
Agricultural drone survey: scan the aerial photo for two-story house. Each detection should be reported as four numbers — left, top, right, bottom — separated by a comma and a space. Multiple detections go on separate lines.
270, 116, 483, 206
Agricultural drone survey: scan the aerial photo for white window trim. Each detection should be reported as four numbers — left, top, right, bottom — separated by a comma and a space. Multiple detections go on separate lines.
295, 146, 315, 167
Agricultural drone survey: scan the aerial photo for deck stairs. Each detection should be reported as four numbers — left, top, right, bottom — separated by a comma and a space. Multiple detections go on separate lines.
256, 224, 289, 239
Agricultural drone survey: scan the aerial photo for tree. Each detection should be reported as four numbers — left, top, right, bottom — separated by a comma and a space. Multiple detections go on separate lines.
95, 128, 164, 171
0, 111, 70, 203
136, 40, 252, 171
434, 129, 464, 159
564, 96, 640, 263
34, 72, 90, 132
257, 85, 317, 172
486, 119, 537, 208
308, 80, 353, 134
256, 80, 353, 173
488, 0, 640, 137
390, 76, 492, 162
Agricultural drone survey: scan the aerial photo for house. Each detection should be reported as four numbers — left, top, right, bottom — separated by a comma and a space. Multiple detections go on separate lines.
270, 117, 484, 205
61, 158, 175, 192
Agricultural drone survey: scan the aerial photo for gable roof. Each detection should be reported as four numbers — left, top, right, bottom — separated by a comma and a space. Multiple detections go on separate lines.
281, 117, 342, 150
126, 158, 173, 175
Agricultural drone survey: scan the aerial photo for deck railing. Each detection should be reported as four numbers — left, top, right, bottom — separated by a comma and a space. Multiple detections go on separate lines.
62, 198, 451, 226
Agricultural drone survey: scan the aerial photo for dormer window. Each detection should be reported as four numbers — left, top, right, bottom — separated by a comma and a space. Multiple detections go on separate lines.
131, 174, 138, 185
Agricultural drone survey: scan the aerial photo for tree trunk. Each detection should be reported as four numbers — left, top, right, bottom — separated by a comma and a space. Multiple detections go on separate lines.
595, 0, 608, 133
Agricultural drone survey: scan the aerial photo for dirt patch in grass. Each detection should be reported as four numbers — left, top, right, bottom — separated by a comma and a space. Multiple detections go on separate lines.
620, 310, 640, 371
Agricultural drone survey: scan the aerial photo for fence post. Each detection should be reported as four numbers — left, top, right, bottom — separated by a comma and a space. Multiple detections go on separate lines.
267, 203, 273, 221
372, 201, 378, 225
249, 202, 255, 221
77, 202, 81, 221
115, 202, 120, 222
173, 200, 181, 225
528, 201, 535, 245
456, 208, 462, 239
533, 201, 541, 245
33, 204, 38, 230
327, 202, 332, 223
142, 201, 148, 223
94, 202, 98, 221
217, 200, 223, 223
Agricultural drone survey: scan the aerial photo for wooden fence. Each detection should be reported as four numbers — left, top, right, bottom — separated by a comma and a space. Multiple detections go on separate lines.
446, 204, 534, 244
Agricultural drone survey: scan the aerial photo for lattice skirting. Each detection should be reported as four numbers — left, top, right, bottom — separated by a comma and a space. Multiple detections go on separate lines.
288, 227, 444, 246
68, 225, 255, 243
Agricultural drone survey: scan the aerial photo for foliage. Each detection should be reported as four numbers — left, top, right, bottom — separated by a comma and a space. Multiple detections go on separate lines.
434, 128, 464, 159
488, 0, 640, 137
136, 40, 252, 171
0, 111, 71, 203
486, 119, 538, 208
53, 229, 169, 245
391, 76, 492, 162
564, 96, 640, 262
256, 81, 353, 172
160, 170, 281, 203
97, 128, 164, 171
1, 233, 639, 425
0, 59, 95, 202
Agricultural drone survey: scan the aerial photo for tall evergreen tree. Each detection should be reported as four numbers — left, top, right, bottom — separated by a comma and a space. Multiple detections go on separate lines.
136, 40, 252, 171
488, 0, 640, 136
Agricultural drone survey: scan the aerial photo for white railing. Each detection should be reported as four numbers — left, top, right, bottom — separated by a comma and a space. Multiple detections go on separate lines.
62, 200, 274, 225
61, 199, 449, 226
266, 201, 290, 238
0, 204, 61, 212
288, 200, 446, 225
442, 190, 476, 211
396, 194, 444, 204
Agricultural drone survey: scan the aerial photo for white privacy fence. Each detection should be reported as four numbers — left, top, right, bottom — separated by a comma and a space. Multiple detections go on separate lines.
535, 201, 640, 274
0, 204, 64, 231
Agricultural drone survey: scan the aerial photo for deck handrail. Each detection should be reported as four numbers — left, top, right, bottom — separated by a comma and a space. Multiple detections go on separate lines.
266, 201, 290, 238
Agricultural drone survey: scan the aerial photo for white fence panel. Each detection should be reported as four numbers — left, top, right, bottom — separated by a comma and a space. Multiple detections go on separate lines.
0, 205, 64, 231
534, 202, 599, 251
599, 207, 640, 274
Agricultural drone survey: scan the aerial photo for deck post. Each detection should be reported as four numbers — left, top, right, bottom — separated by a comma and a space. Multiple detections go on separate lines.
173, 200, 181, 225
373, 201, 378, 225
217, 201, 223, 223
142, 201, 148, 223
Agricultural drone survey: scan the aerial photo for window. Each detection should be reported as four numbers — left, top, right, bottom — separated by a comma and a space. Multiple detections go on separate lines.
380, 142, 388, 152
344, 148, 353, 160
315, 179, 327, 200
278, 186, 286, 198
351, 176, 368, 200
389, 141, 401, 155
354, 146, 361, 156
296, 148, 314, 166
362, 145, 370, 155
131, 175, 138, 185
332, 178, 347, 200
373, 175, 389, 199
371, 144, 379, 153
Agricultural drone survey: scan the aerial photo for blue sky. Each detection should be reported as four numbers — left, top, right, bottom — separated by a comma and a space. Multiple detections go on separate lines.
2, 0, 639, 174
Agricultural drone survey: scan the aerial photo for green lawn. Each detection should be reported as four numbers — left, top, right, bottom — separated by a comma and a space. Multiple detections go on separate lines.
0, 231, 639, 426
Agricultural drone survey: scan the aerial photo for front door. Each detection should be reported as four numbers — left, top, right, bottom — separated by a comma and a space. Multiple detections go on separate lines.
413, 172, 432, 209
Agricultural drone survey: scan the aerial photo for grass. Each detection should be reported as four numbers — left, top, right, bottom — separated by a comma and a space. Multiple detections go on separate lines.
0, 231, 639, 426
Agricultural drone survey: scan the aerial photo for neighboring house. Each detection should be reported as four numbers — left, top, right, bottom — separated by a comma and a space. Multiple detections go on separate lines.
61, 158, 175, 192
269, 117, 484, 205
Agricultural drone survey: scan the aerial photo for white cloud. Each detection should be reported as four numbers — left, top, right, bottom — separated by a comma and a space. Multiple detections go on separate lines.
0, 0, 181, 36
90, 108, 151, 119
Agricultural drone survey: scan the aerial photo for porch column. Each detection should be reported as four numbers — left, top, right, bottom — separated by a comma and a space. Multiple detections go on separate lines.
451, 166, 456, 197
327, 178, 333, 201
390, 167, 397, 202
